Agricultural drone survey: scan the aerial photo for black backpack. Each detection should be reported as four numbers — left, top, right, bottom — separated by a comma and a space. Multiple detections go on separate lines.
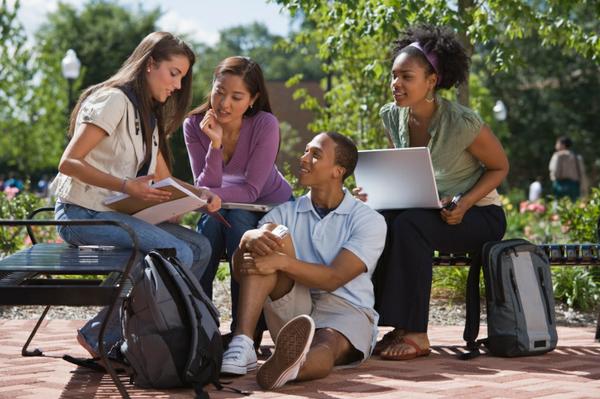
462, 239, 558, 359
120, 249, 224, 397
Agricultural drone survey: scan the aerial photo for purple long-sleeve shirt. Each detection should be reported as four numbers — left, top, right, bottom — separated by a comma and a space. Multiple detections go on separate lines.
183, 111, 292, 204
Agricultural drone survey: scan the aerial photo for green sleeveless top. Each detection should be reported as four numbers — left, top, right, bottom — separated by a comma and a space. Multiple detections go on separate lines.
380, 96, 500, 205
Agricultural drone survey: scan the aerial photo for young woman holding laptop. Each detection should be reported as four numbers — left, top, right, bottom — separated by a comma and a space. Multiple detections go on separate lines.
355, 24, 509, 361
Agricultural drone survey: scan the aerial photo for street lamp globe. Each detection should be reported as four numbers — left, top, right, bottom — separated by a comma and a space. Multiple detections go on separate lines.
61, 49, 81, 80
493, 100, 507, 121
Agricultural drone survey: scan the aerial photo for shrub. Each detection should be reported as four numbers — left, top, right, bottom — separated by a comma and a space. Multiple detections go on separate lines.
552, 266, 600, 311
555, 188, 600, 243
0, 188, 45, 256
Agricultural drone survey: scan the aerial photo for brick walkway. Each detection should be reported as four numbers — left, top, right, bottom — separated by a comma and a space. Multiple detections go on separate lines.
0, 319, 599, 398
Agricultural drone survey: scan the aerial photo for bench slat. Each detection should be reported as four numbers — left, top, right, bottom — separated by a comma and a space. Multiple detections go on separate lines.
0, 243, 133, 273
433, 244, 600, 266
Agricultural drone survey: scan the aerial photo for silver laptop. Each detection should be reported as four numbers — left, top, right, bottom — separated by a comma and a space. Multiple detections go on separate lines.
354, 147, 442, 210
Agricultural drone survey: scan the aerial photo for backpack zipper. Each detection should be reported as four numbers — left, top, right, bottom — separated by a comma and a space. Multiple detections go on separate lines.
487, 240, 526, 304
509, 268, 523, 313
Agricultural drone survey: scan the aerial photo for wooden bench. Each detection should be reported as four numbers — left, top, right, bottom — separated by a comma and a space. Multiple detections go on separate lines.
432, 243, 600, 340
0, 207, 139, 399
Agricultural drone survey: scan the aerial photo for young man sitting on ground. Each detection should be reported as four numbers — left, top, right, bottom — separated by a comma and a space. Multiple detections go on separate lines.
220, 132, 387, 390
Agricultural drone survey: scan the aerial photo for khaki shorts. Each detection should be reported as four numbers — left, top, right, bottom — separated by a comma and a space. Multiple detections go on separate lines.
263, 283, 377, 363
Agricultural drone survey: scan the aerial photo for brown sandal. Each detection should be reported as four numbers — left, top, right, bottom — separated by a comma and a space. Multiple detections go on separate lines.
380, 337, 431, 361
373, 329, 404, 355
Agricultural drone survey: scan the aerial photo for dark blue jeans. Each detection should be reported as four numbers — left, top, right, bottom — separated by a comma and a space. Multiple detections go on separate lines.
552, 179, 580, 201
198, 209, 263, 331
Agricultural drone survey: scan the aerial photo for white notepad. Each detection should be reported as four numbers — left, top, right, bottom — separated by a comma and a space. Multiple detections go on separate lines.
354, 147, 442, 210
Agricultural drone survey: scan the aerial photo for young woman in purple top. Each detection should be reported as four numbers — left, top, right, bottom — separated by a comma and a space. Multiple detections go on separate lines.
183, 56, 292, 334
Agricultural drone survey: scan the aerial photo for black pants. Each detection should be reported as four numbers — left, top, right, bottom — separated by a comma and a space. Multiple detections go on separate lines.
373, 205, 506, 332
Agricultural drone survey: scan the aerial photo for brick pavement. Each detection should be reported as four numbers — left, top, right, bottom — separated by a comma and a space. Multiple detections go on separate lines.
0, 319, 599, 398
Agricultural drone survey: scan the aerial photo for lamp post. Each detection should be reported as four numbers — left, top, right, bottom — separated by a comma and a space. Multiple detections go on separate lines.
61, 49, 81, 113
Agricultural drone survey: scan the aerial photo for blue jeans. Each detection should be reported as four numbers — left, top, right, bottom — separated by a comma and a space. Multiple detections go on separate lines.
197, 208, 263, 330
55, 201, 212, 355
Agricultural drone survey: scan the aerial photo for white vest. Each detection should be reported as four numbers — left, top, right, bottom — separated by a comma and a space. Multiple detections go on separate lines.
51, 87, 159, 211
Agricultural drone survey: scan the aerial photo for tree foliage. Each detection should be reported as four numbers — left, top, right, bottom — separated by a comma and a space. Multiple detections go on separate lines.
0, 0, 160, 179
480, 32, 600, 188
274, 0, 600, 190
36, 0, 160, 91
189, 22, 323, 99
0, 0, 66, 175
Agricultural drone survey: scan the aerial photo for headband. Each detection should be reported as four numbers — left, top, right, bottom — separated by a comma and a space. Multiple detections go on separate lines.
406, 42, 442, 86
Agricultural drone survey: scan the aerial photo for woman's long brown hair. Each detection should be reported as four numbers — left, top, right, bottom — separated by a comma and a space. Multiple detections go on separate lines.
68, 31, 195, 171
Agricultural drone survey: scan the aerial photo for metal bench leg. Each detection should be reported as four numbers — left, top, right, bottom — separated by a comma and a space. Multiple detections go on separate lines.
98, 302, 130, 398
100, 351, 130, 399
22, 305, 51, 356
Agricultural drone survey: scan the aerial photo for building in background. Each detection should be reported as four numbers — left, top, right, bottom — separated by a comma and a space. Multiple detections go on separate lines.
266, 81, 323, 173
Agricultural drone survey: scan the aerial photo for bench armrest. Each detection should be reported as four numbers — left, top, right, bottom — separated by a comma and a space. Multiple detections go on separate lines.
26, 207, 56, 244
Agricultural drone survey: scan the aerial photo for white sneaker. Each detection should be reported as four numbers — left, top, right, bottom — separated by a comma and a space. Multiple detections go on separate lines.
256, 314, 315, 390
221, 334, 257, 375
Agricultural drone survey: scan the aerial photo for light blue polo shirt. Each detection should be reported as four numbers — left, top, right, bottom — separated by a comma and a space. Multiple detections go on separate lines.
259, 189, 387, 312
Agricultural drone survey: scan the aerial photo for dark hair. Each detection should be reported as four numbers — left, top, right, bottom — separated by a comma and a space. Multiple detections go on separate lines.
189, 56, 271, 117
325, 132, 358, 182
557, 136, 573, 149
69, 32, 196, 171
392, 24, 469, 90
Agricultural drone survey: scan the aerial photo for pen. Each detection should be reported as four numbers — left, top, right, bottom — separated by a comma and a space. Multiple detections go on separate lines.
444, 192, 463, 211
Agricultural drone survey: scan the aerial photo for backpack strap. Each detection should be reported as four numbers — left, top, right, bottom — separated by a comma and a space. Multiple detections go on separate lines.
461, 250, 483, 360
117, 84, 155, 177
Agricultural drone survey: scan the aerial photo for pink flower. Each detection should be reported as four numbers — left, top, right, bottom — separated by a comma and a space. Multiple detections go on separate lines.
4, 186, 19, 200
527, 202, 546, 214
520, 200, 546, 214
519, 201, 529, 213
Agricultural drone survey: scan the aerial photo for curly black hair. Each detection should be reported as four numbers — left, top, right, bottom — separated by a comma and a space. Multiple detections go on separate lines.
392, 24, 470, 90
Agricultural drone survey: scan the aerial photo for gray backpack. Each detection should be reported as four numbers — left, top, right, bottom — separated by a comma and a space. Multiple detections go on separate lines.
120, 249, 223, 397
462, 239, 558, 359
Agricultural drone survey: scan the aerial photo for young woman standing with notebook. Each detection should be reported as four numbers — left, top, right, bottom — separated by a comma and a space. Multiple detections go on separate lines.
355, 24, 509, 360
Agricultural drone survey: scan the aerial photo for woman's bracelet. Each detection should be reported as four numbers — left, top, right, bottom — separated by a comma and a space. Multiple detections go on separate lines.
120, 178, 128, 193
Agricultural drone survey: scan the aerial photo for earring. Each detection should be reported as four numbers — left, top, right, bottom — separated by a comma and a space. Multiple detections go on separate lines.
147, 68, 151, 73
249, 103, 253, 109
425, 89, 435, 103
